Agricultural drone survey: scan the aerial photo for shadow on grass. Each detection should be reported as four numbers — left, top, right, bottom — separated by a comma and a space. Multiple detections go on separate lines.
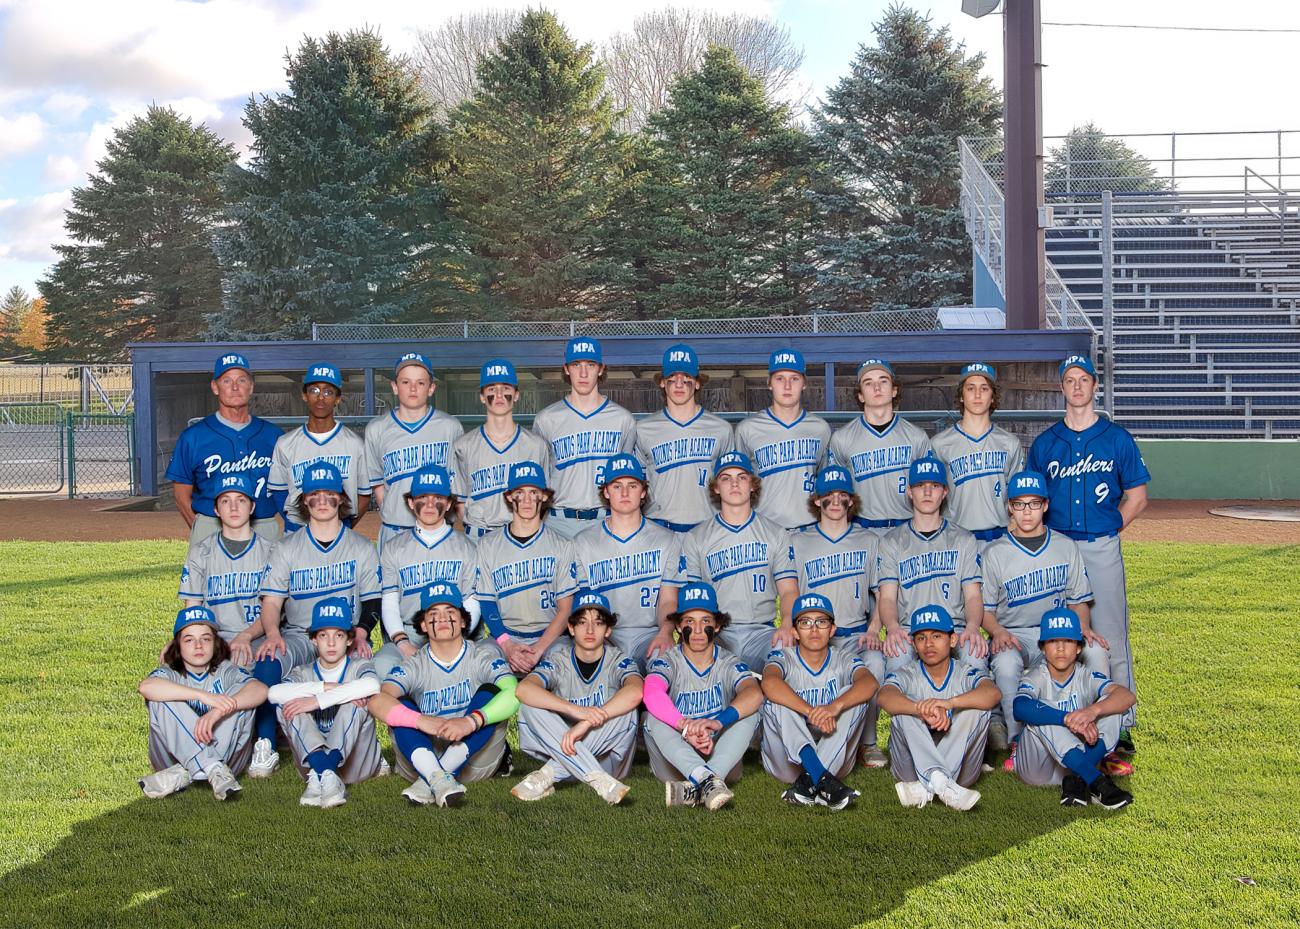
0, 563, 178, 596
1127, 544, 1295, 595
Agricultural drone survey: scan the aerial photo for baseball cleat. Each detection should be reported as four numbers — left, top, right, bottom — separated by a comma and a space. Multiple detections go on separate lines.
929, 771, 980, 811
248, 738, 279, 778
1088, 774, 1133, 811
697, 775, 734, 811
318, 770, 347, 809
207, 762, 241, 801
781, 771, 819, 806
299, 771, 323, 807
494, 745, 514, 778
815, 773, 858, 811
1059, 774, 1089, 808
988, 720, 1009, 752
583, 770, 630, 806
665, 780, 699, 808
377, 757, 391, 777
1100, 753, 1134, 777
139, 764, 192, 799
1002, 739, 1018, 774
511, 768, 558, 802
1115, 730, 1136, 758
895, 780, 931, 808
402, 778, 437, 806
859, 744, 888, 769
431, 773, 467, 808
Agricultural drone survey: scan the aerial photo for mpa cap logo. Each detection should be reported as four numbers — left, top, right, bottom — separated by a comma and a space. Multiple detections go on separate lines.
430, 583, 453, 597
479, 358, 518, 388
565, 338, 603, 363
769, 349, 805, 374
321, 604, 345, 618
212, 353, 251, 378
910, 604, 954, 633
1059, 354, 1098, 379
310, 468, 329, 481
908, 455, 947, 486
182, 607, 208, 622
487, 363, 509, 376
1048, 615, 1070, 629
960, 362, 997, 382
221, 354, 241, 366
575, 590, 610, 611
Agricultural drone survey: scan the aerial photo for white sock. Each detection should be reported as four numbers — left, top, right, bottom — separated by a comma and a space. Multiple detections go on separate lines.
409, 747, 443, 783
689, 764, 713, 785
439, 743, 469, 775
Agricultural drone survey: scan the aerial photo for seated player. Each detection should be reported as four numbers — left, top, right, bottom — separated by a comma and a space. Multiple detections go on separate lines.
369, 582, 519, 808
512, 591, 644, 805
138, 606, 268, 801
267, 598, 384, 809
875, 605, 1000, 811
760, 593, 878, 811
642, 582, 764, 811
1012, 607, 1136, 810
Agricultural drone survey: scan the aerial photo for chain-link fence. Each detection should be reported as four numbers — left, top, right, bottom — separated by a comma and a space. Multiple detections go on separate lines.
0, 403, 66, 495
0, 365, 134, 413
66, 412, 136, 498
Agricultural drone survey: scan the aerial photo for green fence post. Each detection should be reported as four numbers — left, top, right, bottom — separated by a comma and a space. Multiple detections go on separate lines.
127, 413, 136, 496
66, 412, 76, 499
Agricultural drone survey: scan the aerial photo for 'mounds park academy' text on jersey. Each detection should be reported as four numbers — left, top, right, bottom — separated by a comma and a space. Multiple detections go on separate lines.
364, 409, 464, 530
451, 426, 552, 530
981, 530, 1092, 629
178, 533, 275, 638
476, 526, 583, 638
734, 409, 831, 530
876, 520, 981, 627
792, 525, 879, 630
531, 642, 641, 707
576, 518, 686, 632
930, 424, 1024, 533
633, 409, 734, 527
764, 644, 867, 707
260, 527, 381, 630
533, 398, 636, 509
828, 416, 931, 523
384, 640, 513, 717
646, 644, 753, 719
268, 423, 370, 528
681, 513, 797, 626
380, 528, 480, 639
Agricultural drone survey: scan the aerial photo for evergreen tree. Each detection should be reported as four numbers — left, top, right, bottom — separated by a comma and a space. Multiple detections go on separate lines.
214, 30, 451, 339
811, 4, 1001, 311
37, 107, 234, 359
1045, 123, 1169, 197
0, 285, 29, 354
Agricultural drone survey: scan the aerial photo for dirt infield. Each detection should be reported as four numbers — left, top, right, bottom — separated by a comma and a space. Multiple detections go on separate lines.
0, 496, 1297, 544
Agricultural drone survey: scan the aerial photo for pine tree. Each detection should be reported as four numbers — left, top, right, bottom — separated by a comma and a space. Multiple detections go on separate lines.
811, 4, 1001, 311
37, 107, 234, 359
0, 285, 29, 355
1045, 123, 1168, 197
214, 30, 451, 340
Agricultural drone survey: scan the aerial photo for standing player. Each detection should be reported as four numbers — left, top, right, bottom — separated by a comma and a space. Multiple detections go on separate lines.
633, 343, 734, 532
166, 352, 283, 548
452, 359, 551, 538
828, 359, 931, 533
576, 453, 684, 671
735, 349, 832, 531
364, 352, 463, 550
268, 363, 370, 533
680, 451, 799, 669
930, 362, 1023, 546
1029, 354, 1150, 755
533, 337, 636, 539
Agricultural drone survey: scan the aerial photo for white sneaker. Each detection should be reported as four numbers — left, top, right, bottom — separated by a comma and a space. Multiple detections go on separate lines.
248, 738, 279, 778
402, 778, 437, 806
318, 770, 347, 809
139, 764, 191, 799
299, 771, 322, 807
894, 780, 931, 808
930, 770, 980, 811
859, 744, 889, 769
512, 767, 557, 802
431, 772, 467, 808
207, 762, 241, 801
583, 769, 630, 805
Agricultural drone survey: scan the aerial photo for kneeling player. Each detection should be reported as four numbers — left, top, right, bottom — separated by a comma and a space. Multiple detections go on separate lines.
369, 582, 519, 807
138, 607, 268, 801
643, 582, 764, 811
513, 591, 644, 804
268, 598, 383, 809
1012, 607, 1136, 810
760, 593, 878, 810
876, 605, 1000, 811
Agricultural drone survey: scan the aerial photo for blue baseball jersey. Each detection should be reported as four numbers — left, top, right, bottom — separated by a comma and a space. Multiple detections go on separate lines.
165, 415, 283, 519
1028, 417, 1151, 539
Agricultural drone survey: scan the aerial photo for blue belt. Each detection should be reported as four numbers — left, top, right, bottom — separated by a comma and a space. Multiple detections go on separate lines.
382, 521, 411, 533
834, 624, 869, 638
555, 508, 603, 520
971, 527, 1007, 542
1060, 528, 1119, 542
855, 517, 905, 529
463, 523, 493, 538
650, 517, 699, 533
283, 516, 356, 534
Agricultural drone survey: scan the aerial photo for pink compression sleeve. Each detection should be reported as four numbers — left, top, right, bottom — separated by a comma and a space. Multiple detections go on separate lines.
643, 674, 684, 729
384, 703, 423, 729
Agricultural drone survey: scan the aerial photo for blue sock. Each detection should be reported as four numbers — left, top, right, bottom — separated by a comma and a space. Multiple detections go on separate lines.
799, 745, 826, 784
325, 749, 343, 771
305, 749, 331, 774
1062, 742, 1107, 783
252, 657, 282, 742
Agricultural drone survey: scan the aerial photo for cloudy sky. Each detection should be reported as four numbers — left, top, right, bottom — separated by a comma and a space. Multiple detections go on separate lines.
1, 0, 1298, 299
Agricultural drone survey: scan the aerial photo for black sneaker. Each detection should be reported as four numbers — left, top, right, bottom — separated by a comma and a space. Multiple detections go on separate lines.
1059, 773, 1089, 807
782, 771, 818, 806
1115, 730, 1136, 758
1088, 773, 1134, 810
815, 773, 859, 811
494, 744, 514, 778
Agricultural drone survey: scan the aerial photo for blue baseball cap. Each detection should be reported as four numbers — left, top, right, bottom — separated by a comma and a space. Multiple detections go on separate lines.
214, 472, 255, 501
173, 605, 219, 636
394, 352, 434, 378
792, 593, 835, 622
212, 352, 251, 380
409, 464, 451, 498
1039, 607, 1084, 643
856, 358, 894, 379
573, 590, 613, 616
769, 349, 805, 375
303, 362, 343, 389
301, 461, 344, 495
959, 362, 997, 384
1008, 470, 1048, 499
713, 451, 754, 478
677, 582, 719, 615
908, 455, 948, 487
1059, 354, 1098, 379
910, 605, 955, 634
309, 597, 354, 634
565, 337, 603, 364
480, 359, 518, 389
601, 453, 646, 486
420, 581, 464, 612
662, 343, 700, 378
507, 460, 548, 492
814, 465, 853, 497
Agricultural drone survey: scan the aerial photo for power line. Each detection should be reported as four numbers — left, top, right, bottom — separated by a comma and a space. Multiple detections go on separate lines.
1043, 21, 1300, 34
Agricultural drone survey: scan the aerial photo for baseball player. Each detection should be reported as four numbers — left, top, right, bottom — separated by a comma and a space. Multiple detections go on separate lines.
512, 591, 644, 805
1029, 354, 1150, 755
930, 362, 1024, 546
533, 337, 637, 539
267, 362, 370, 532
576, 453, 685, 671
760, 593, 877, 811
369, 582, 519, 807
452, 359, 551, 538
476, 461, 583, 674
165, 352, 283, 548
680, 451, 800, 669
364, 352, 464, 550
828, 358, 931, 533
875, 605, 1000, 811
375, 464, 481, 678
249, 462, 382, 777
633, 342, 734, 532
872, 455, 987, 673
1012, 607, 1136, 810
267, 598, 383, 808
734, 349, 832, 530
137, 606, 268, 801
642, 582, 764, 811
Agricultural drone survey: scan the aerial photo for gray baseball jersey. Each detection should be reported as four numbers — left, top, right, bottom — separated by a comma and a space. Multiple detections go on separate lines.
147, 660, 253, 716
477, 526, 584, 637
681, 512, 797, 626
380, 527, 480, 626
178, 533, 274, 638
981, 530, 1092, 629
259, 526, 381, 630
283, 656, 379, 734
267, 423, 370, 527
363, 409, 464, 530
792, 525, 879, 629
383, 640, 514, 716
763, 644, 867, 707
633, 409, 734, 526
531, 641, 640, 707
645, 644, 753, 719
734, 409, 831, 529
576, 518, 686, 632
882, 657, 991, 702
1017, 663, 1114, 715
877, 520, 982, 626
828, 416, 932, 523
930, 424, 1024, 532
451, 425, 552, 530
533, 398, 636, 509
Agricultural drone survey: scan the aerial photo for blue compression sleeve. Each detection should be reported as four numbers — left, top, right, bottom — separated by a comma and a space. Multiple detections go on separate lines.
479, 600, 506, 638
1013, 694, 1068, 727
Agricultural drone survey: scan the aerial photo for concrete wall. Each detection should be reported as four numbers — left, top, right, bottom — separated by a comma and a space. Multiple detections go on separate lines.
1137, 439, 1300, 500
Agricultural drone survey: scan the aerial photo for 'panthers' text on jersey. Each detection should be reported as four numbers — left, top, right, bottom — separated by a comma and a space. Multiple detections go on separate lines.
1028, 417, 1151, 539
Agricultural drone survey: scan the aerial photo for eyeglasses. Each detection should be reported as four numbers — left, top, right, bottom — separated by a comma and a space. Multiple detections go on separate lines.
1010, 500, 1045, 512
794, 617, 833, 629
306, 385, 339, 397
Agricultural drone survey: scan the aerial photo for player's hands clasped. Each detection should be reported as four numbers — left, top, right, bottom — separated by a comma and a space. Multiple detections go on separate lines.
807, 704, 839, 735
573, 705, 609, 727
281, 695, 321, 721
915, 698, 952, 731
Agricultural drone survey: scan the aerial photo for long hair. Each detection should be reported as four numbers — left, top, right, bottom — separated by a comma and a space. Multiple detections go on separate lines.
668, 608, 733, 634
163, 631, 232, 674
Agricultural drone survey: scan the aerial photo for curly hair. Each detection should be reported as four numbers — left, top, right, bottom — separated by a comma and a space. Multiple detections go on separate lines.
806, 490, 862, 521
708, 473, 762, 508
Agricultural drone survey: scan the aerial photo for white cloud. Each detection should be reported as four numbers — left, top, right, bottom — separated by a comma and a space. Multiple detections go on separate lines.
41, 154, 81, 186
42, 92, 90, 121
0, 189, 72, 263
0, 111, 45, 158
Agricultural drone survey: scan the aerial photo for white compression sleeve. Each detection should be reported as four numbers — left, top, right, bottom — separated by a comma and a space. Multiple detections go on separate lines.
314, 676, 381, 710
267, 681, 325, 705
382, 590, 403, 639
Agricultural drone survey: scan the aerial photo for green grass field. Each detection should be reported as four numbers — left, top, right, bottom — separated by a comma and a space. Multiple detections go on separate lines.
1, 540, 1296, 929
